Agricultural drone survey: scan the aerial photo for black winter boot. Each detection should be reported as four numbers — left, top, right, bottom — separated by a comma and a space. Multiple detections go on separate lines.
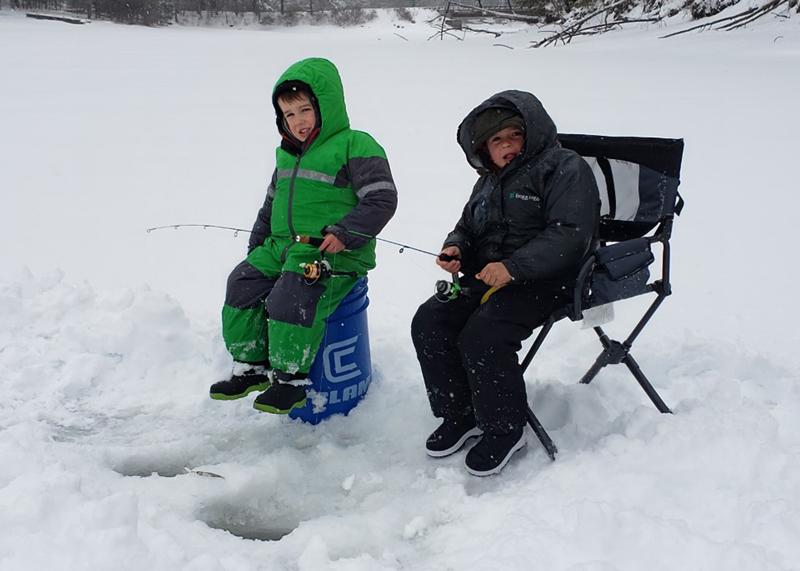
425, 417, 483, 458
253, 370, 308, 414
464, 427, 527, 476
210, 362, 271, 401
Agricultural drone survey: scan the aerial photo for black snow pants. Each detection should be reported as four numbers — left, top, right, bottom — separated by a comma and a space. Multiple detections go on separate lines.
411, 276, 570, 433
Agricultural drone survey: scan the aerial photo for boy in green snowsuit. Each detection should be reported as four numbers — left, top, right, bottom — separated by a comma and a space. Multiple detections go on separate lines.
210, 58, 397, 414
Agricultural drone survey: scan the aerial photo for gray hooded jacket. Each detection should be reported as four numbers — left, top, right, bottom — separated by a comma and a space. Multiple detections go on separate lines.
446, 90, 600, 285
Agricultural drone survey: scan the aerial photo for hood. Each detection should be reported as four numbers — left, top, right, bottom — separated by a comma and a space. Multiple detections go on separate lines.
457, 90, 558, 172
272, 58, 350, 150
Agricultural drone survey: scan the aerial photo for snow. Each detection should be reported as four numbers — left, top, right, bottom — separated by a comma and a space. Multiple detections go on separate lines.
1, 8, 800, 571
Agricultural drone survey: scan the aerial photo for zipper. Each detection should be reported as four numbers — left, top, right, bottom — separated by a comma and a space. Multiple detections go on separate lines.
281, 153, 302, 264
288, 153, 301, 239
280, 127, 319, 265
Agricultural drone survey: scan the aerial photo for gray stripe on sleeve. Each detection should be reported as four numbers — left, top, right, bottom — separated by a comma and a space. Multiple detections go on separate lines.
356, 181, 398, 200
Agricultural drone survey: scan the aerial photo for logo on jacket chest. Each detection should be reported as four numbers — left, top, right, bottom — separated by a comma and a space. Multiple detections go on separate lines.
508, 192, 540, 202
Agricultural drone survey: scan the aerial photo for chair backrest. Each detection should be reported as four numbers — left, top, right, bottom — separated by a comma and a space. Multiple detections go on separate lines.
557, 134, 685, 312
559, 134, 684, 242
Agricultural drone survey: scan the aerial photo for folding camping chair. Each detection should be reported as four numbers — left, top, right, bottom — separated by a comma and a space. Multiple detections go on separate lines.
523, 134, 685, 460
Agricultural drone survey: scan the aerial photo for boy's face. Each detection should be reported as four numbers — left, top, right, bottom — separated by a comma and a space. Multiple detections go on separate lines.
485, 126, 524, 169
278, 93, 316, 142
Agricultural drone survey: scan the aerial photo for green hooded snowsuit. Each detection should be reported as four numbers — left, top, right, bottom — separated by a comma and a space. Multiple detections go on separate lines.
222, 58, 397, 374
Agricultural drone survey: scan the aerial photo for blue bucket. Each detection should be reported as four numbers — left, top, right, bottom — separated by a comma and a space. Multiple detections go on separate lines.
289, 278, 372, 424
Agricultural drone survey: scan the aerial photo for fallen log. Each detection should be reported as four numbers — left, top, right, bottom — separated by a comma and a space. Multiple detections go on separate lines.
27, 12, 90, 24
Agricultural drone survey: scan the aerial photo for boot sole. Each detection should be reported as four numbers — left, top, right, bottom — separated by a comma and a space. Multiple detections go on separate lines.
426, 427, 483, 458
253, 397, 308, 414
465, 433, 527, 477
209, 381, 271, 401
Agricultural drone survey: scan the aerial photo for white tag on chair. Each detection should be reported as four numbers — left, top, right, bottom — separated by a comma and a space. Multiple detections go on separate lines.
581, 303, 615, 329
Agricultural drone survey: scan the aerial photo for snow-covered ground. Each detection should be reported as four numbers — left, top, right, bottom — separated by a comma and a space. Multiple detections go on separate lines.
1, 8, 799, 571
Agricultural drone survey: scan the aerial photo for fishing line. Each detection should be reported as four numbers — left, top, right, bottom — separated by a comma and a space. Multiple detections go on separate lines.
146, 224, 458, 261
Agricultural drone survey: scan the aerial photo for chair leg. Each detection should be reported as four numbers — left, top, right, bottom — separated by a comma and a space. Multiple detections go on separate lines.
580, 327, 621, 385
520, 316, 559, 460
580, 354, 609, 385
579, 327, 672, 414
520, 315, 556, 373
623, 353, 672, 414
526, 406, 557, 461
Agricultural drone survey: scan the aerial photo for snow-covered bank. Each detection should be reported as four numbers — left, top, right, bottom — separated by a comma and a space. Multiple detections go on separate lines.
1, 10, 800, 571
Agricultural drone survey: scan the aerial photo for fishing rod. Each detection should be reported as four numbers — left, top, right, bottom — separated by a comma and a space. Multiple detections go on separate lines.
147, 223, 465, 300
146, 224, 459, 262
146, 224, 251, 237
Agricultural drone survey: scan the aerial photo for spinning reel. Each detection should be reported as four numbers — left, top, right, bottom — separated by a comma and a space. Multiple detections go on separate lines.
435, 273, 470, 302
301, 259, 333, 281
433, 251, 468, 302
299, 259, 358, 284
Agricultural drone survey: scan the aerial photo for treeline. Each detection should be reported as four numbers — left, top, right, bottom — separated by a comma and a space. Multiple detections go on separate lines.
10, 0, 798, 26
11, 0, 436, 24
14, 0, 176, 24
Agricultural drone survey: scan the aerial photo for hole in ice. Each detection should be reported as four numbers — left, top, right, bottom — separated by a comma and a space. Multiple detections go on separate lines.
111, 459, 195, 478
198, 502, 301, 542
51, 425, 96, 442
49, 413, 117, 443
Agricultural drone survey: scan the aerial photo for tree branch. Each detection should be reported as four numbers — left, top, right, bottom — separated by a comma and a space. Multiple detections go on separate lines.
659, 0, 788, 38
531, 0, 635, 48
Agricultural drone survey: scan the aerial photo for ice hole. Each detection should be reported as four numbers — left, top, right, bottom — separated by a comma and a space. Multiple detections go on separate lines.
111, 460, 192, 478
198, 502, 301, 542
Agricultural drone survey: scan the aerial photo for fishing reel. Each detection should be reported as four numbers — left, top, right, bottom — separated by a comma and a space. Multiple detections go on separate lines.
301, 259, 333, 281
435, 274, 469, 302
435, 278, 461, 301
299, 259, 358, 284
